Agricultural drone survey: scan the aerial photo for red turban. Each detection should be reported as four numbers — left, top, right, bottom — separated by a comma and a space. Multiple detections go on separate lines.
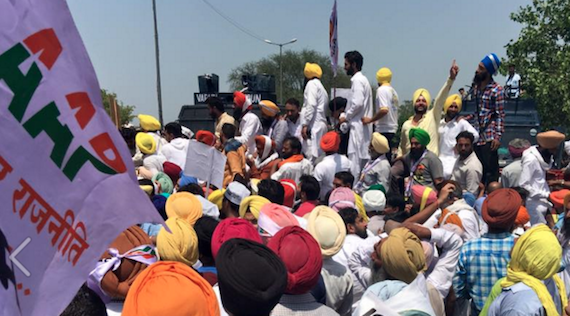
515, 206, 530, 226
233, 91, 253, 111
196, 130, 216, 147
482, 188, 522, 229
320, 131, 340, 153
211, 218, 262, 259
267, 226, 322, 294
162, 162, 182, 185
280, 179, 297, 208
550, 189, 570, 210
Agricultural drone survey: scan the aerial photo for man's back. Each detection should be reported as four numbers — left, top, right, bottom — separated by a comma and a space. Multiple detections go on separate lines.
314, 154, 353, 199
375, 85, 399, 134
500, 159, 523, 188
271, 293, 340, 316
271, 159, 314, 183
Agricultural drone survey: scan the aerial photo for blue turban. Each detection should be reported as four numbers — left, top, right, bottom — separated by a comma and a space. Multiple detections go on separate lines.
481, 53, 501, 75
179, 171, 198, 187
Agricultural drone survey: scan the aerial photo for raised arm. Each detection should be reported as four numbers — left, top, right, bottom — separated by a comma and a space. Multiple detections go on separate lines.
430, 60, 459, 124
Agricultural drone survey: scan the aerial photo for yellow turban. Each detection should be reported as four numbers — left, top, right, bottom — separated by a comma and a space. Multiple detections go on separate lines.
371, 132, 389, 154
305, 206, 346, 257
239, 195, 271, 219
157, 218, 199, 267
304, 62, 322, 79
208, 189, 225, 210
354, 193, 369, 222
138, 114, 161, 131
165, 192, 203, 225
380, 227, 426, 284
412, 88, 431, 108
135, 133, 157, 155
259, 100, 280, 117
501, 224, 567, 316
444, 94, 462, 113
376, 67, 392, 84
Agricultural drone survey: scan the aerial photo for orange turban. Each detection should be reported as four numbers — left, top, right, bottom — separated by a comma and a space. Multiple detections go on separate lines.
515, 206, 530, 226
259, 100, 280, 117
320, 131, 340, 153
233, 91, 252, 111
280, 179, 297, 208
165, 192, 203, 225
482, 188, 521, 229
550, 190, 570, 210
122, 261, 219, 316
196, 130, 216, 147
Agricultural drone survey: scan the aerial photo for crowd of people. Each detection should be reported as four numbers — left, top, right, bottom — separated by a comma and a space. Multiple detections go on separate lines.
62, 51, 570, 316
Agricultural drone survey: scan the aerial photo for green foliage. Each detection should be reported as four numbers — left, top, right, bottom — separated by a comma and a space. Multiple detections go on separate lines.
100, 89, 135, 125
227, 49, 352, 104
394, 100, 414, 147
502, 0, 570, 129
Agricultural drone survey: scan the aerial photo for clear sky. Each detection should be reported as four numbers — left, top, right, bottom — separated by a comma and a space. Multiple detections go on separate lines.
67, 0, 531, 123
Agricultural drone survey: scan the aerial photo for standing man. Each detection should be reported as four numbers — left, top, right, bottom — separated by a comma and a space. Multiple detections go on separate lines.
314, 131, 353, 200
451, 131, 483, 196
464, 53, 505, 185
161, 122, 189, 169
207, 96, 236, 140
233, 91, 262, 156
259, 100, 288, 152
362, 67, 399, 159
301, 62, 329, 162
284, 98, 302, 139
438, 94, 480, 179
505, 64, 522, 99
339, 51, 373, 177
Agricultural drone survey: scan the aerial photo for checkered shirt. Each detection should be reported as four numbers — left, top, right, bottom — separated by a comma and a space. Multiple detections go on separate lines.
466, 81, 505, 146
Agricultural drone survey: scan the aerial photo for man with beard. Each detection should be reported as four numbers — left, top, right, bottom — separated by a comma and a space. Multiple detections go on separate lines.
301, 62, 329, 162
207, 96, 236, 141
463, 53, 505, 184
390, 127, 444, 196
339, 51, 373, 178
354, 132, 391, 194
438, 94, 479, 179
258, 100, 288, 153
398, 60, 459, 157
220, 181, 251, 219
271, 137, 313, 183
519, 130, 565, 225
284, 98, 302, 139
233, 91, 262, 156
451, 131, 483, 196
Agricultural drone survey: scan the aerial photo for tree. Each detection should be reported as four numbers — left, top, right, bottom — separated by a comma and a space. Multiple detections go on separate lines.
394, 100, 414, 147
228, 49, 352, 104
100, 89, 135, 126
503, 0, 570, 129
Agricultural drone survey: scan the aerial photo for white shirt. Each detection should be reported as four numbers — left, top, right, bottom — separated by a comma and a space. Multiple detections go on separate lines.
235, 111, 262, 156
321, 258, 354, 316
438, 118, 479, 179
346, 71, 373, 159
451, 151, 483, 196
374, 84, 399, 133
427, 199, 481, 241
142, 153, 166, 176
287, 116, 301, 139
301, 79, 329, 160
314, 154, 353, 200
147, 131, 168, 155
500, 159, 523, 188
161, 138, 189, 169
519, 146, 551, 200
270, 158, 314, 183
426, 228, 464, 298
505, 73, 521, 98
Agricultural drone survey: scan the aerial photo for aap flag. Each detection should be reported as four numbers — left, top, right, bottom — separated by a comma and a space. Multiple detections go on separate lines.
0, 1, 164, 315
329, 0, 338, 77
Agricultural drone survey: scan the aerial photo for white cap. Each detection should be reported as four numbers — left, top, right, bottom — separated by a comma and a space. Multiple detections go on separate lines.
224, 182, 250, 205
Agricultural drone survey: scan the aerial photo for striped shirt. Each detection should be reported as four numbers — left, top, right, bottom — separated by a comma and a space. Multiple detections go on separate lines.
453, 232, 515, 315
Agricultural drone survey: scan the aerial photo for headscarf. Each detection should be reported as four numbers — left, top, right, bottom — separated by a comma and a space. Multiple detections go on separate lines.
196, 130, 216, 147
328, 187, 356, 211
258, 203, 300, 237
444, 94, 462, 113
537, 131, 565, 149
165, 192, 203, 225
194, 216, 219, 260
306, 206, 346, 257
363, 190, 386, 212
380, 227, 426, 284
501, 224, 566, 316
136, 132, 156, 155
515, 206, 530, 226
157, 218, 199, 267
178, 172, 198, 187
409, 128, 430, 147
255, 135, 275, 161
304, 62, 322, 79
508, 138, 531, 159
138, 114, 161, 131
354, 193, 369, 222
320, 131, 340, 153
259, 100, 280, 117
411, 185, 437, 212
152, 172, 173, 194
122, 261, 219, 316
550, 190, 570, 209
233, 91, 252, 111
412, 88, 432, 108
481, 53, 501, 75
216, 238, 287, 316
210, 218, 262, 259
208, 189, 225, 210
376, 67, 392, 84
239, 195, 271, 219
162, 162, 182, 185
371, 132, 390, 154
482, 188, 521, 230
267, 226, 322, 294
280, 179, 297, 208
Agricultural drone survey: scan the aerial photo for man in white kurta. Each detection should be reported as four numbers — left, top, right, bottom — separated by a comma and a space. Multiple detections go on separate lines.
314, 132, 353, 200
340, 51, 373, 178
438, 94, 479, 179
301, 63, 329, 162
233, 91, 262, 156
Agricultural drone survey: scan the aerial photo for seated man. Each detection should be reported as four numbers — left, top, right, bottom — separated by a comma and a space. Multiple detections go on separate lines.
355, 132, 391, 194
247, 135, 281, 180
314, 131, 353, 200
271, 137, 313, 183
221, 123, 246, 188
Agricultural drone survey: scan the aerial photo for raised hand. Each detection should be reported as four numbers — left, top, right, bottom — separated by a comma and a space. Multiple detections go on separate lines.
450, 59, 460, 80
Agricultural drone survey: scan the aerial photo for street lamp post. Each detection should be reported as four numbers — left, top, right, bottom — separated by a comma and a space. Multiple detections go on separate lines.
264, 38, 297, 105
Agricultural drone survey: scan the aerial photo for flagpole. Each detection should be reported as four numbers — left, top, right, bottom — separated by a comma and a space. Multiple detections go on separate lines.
152, 0, 164, 127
